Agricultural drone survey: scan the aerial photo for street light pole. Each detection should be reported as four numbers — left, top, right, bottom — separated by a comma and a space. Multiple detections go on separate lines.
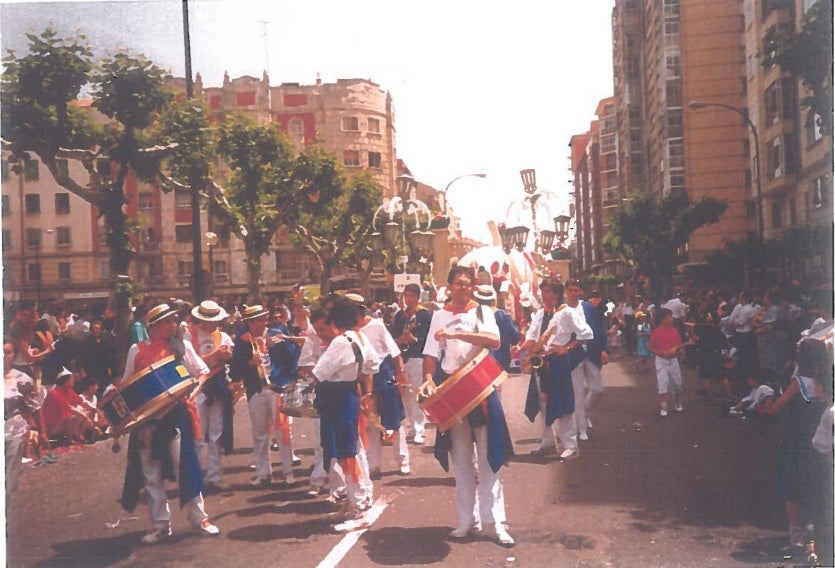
689, 100, 764, 241
441, 173, 487, 215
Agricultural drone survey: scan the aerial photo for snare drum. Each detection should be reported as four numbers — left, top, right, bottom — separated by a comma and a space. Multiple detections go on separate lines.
420, 349, 508, 431
279, 378, 318, 418
101, 355, 198, 435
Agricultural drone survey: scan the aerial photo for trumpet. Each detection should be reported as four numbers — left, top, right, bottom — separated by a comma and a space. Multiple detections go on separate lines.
520, 327, 555, 373
398, 315, 418, 352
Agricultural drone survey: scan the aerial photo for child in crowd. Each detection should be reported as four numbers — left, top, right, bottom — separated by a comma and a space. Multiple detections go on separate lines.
730, 375, 775, 417
634, 311, 652, 372
648, 308, 684, 417
607, 315, 623, 359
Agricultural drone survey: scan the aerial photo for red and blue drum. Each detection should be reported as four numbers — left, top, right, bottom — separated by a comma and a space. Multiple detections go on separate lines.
101, 355, 198, 435
420, 349, 508, 432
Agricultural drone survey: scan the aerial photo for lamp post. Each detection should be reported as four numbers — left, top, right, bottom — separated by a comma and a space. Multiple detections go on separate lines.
205, 231, 218, 277
441, 173, 487, 215
500, 169, 570, 257
689, 100, 764, 240
371, 174, 434, 276
34, 227, 54, 310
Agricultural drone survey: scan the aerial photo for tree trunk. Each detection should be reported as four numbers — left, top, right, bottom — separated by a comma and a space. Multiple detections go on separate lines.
246, 255, 262, 304
319, 261, 333, 296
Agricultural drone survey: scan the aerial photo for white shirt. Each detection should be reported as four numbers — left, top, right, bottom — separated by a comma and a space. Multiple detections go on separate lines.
729, 302, 759, 333
359, 317, 402, 361
192, 327, 234, 356
661, 297, 688, 319
423, 304, 499, 375
544, 303, 593, 348
525, 307, 555, 342
5, 368, 35, 440
313, 330, 379, 382
298, 328, 324, 368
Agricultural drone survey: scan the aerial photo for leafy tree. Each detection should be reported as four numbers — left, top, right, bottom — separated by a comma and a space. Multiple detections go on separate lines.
273, 146, 383, 295
603, 191, 727, 298
209, 115, 295, 300
1, 28, 172, 365
761, 1, 833, 135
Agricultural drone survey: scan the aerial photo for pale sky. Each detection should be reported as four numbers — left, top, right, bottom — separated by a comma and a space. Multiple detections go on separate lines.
1, 0, 615, 243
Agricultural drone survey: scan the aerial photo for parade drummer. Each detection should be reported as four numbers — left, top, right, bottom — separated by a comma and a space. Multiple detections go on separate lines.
229, 304, 295, 486
420, 265, 515, 547
188, 301, 235, 492
312, 297, 379, 520
115, 303, 219, 545
347, 293, 411, 478
391, 283, 434, 445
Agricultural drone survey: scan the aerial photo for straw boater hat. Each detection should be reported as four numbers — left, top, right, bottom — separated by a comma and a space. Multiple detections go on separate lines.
241, 304, 270, 321
191, 300, 228, 323
343, 293, 366, 307
473, 284, 496, 303
145, 303, 179, 327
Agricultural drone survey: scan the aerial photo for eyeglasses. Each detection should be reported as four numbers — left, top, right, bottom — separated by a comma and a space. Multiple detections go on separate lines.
451, 280, 472, 289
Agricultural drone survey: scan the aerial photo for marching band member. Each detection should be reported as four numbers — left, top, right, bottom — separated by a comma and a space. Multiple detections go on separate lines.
312, 297, 379, 519
298, 307, 347, 498
116, 303, 218, 544
347, 293, 411, 478
539, 279, 594, 461
511, 277, 563, 455
229, 304, 295, 486
421, 266, 515, 547
188, 301, 235, 492
392, 283, 434, 445
573, 289, 609, 441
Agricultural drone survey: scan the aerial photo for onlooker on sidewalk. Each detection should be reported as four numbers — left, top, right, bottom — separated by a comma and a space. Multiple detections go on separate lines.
648, 308, 684, 417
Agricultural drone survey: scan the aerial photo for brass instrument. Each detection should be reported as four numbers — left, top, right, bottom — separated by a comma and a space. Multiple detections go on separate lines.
250, 335, 273, 388
520, 306, 564, 372
398, 313, 418, 352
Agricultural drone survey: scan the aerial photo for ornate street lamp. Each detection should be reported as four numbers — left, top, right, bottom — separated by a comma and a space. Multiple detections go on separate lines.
554, 214, 571, 242
503, 168, 570, 256
371, 173, 433, 273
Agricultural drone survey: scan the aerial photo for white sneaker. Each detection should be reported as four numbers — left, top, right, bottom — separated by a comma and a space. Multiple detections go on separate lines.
413, 433, 425, 445
579, 431, 589, 441
675, 402, 684, 412
489, 523, 515, 547
586, 418, 593, 429
559, 448, 579, 461
399, 464, 411, 475
197, 519, 220, 536
141, 527, 172, 544
449, 522, 481, 539
660, 408, 668, 417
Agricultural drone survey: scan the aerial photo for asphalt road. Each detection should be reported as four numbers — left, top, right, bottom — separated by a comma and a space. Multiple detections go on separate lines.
6, 355, 832, 567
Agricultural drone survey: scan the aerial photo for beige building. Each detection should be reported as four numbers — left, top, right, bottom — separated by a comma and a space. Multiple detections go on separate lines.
2, 72, 457, 307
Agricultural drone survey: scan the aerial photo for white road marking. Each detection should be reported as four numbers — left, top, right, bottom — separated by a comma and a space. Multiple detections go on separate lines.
316, 497, 390, 568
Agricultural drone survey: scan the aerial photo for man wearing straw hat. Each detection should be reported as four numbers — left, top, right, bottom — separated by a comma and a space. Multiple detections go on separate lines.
115, 303, 218, 544
189, 301, 235, 492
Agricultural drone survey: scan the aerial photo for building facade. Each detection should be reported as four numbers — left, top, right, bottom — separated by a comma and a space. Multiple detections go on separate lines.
2, 72, 441, 307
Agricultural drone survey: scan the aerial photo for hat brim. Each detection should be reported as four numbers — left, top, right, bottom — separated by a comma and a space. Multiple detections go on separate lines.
242, 310, 270, 321
191, 306, 228, 322
146, 309, 178, 326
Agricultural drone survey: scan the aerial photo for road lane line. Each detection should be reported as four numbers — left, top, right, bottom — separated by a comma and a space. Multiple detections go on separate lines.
317, 497, 389, 568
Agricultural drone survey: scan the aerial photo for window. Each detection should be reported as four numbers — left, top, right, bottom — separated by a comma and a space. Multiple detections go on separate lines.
56, 159, 69, 178
746, 200, 757, 222
767, 133, 797, 178
100, 260, 110, 280
665, 80, 683, 107
601, 134, 616, 154
236, 91, 256, 106
2, 229, 11, 251
765, 79, 794, 123
668, 140, 685, 169
56, 227, 71, 247
213, 260, 228, 282
58, 262, 71, 282
288, 118, 304, 137
27, 263, 41, 283
368, 152, 382, 168
665, 53, 680, 78
367, 118, 381, 134
24, 160, 39, 181
807, 112, 823, 144
138, 192, 154, 210
343, 150, 360, 167
175, 224, 192, 242
55, 193, 70, 214
664, 19, 679, 35
175, 189, 191, 208
25, 228, 42, 248
663, 0, 679, 16
771, 202, 782, 228
341, 116, 359, 131
177, 260, 193, 284
812, 176, 828, 209
25, 194, 40, 214
666, 110, 683, 138
2, 195, 9, 216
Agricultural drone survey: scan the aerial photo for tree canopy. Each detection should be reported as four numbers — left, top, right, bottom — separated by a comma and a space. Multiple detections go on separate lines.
603, 191, 727, 298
